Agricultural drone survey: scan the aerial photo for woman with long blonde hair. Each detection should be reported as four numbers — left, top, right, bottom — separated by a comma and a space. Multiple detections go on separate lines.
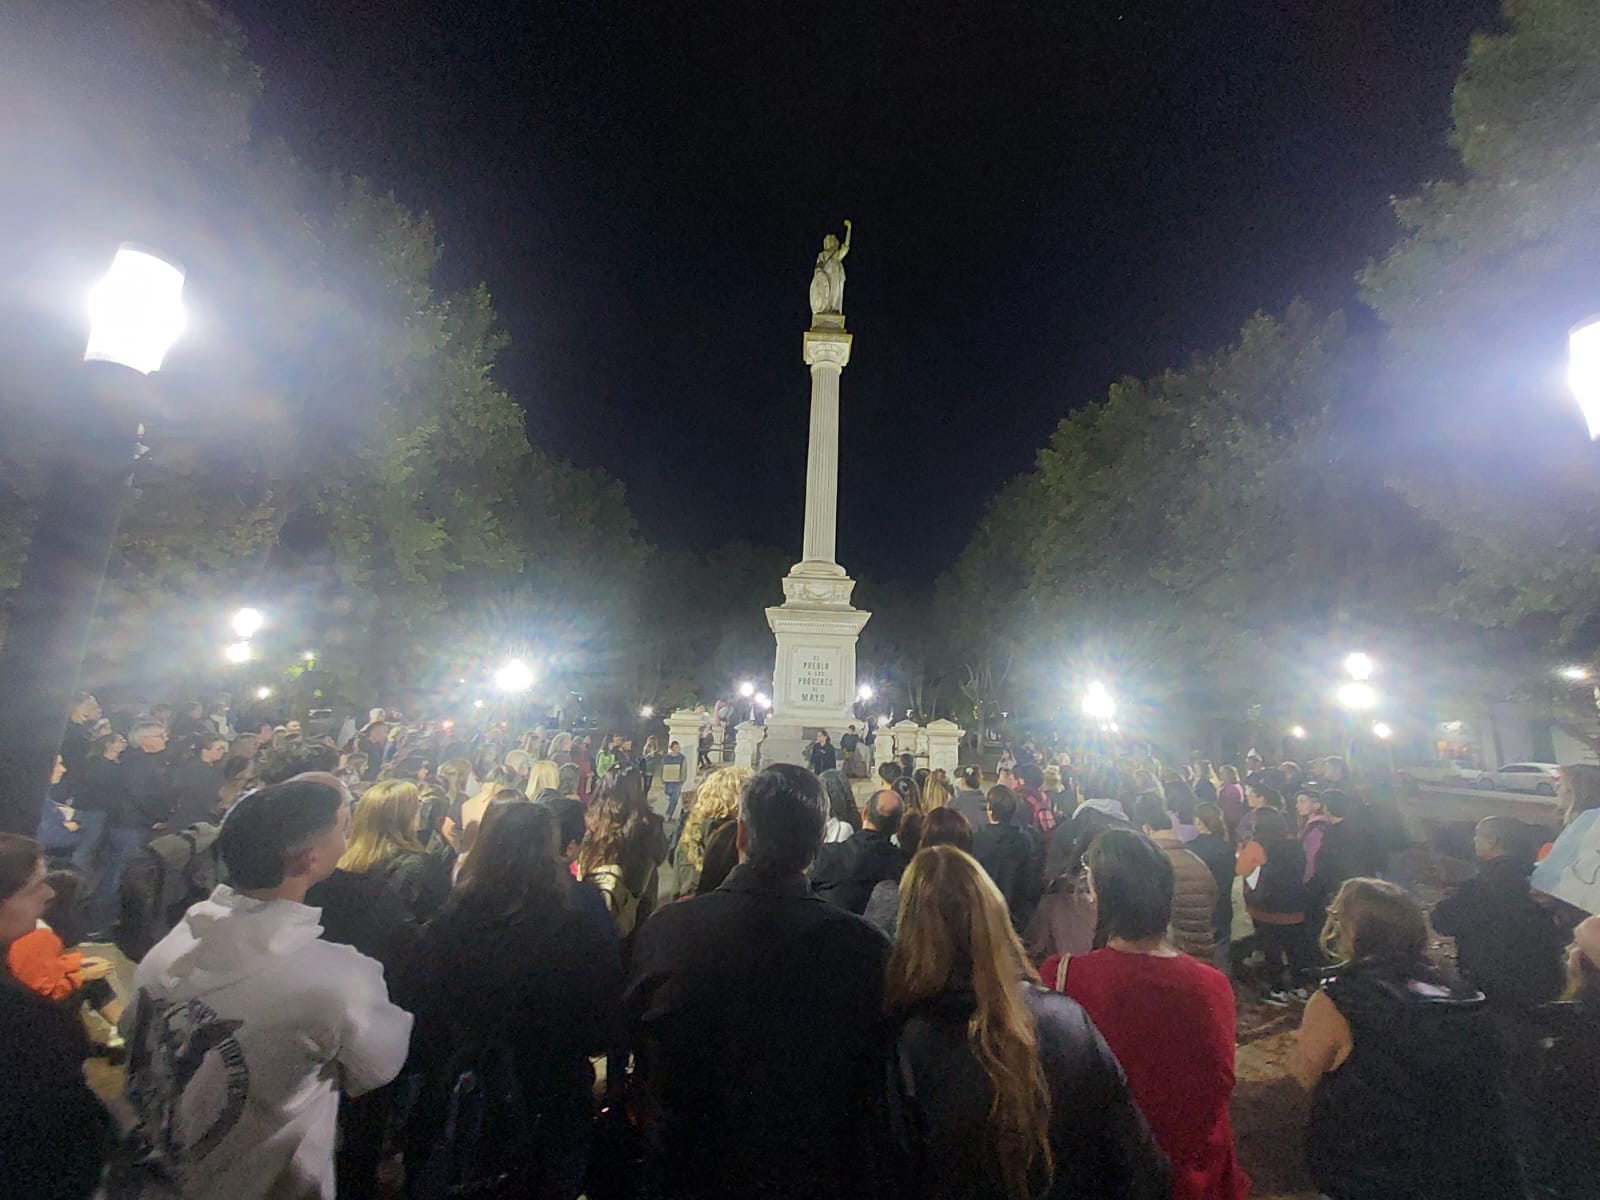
340, 779, 452, 922
672, 765, 752, 896
885, 845, 1165, 1200
524, 758, 561, 800
922, 769, 953, 812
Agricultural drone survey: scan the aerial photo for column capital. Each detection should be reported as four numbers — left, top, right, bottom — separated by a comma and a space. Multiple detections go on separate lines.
803, 328, 852, 369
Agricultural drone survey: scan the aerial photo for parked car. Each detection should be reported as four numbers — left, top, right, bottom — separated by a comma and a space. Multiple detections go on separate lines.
1483, 762, 1561, 796
1398, 760, 1489, 789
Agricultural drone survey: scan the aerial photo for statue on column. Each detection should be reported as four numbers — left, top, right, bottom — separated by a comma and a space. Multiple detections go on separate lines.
808, 220, 852, 320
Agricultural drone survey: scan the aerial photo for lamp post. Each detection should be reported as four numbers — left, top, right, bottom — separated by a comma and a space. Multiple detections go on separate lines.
0, 246, 185, 835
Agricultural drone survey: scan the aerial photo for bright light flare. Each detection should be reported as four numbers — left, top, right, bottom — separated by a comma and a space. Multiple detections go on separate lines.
877, 715, 890, 728
1570, 316, 1600, 439
231, 607, 264, 639
856, 684, 874, 701
1289, 724, 1308, 740
1372, 721, 1394, 740
494, 658, 535, 692
1082, 680, 1115, 722
255, 686, 272, 700
1560, 664, 1591, 682
301, 650, 317, 662
640, 705, 654, 718
738, 681, 755, 698
1343, 652, 1374, 682
1337, 681, 1377, 711
755, 693, 771, 709
224, 641, 252, 664
473, 699, 486, 709
84, 245, 185, 374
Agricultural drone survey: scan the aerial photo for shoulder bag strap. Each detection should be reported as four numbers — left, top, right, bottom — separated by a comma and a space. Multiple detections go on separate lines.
1054, 952, 1072, 993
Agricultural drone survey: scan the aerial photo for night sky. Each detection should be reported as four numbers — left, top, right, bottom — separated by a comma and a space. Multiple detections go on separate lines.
224, 0, 1501, 580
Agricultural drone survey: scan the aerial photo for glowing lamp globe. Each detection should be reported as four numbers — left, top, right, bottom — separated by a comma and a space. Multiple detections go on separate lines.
223, 641, 252, 665
1082, 681, 1115, 722
1343, 652, 1374, 682
84, 245, 186, 374
494, 658, 535, 693
857, 684, 874, 702
738, 681, 756, 699
1570, 316, 1600, 440
231, 607, 264, 639
1372, 721, 1394, 740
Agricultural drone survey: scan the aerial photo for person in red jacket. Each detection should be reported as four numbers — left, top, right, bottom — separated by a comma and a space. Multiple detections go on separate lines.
5, 867, 120, 1030
1044, 828, 1249, 1200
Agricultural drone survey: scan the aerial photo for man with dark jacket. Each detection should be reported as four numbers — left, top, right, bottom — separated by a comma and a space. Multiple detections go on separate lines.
1431, 815, 1565, 1012
89, 720, 175, 931
973, 785, 1045, 930
626, 763, 892, 1200
167, 733, 229, 830
810, 787, 906, 914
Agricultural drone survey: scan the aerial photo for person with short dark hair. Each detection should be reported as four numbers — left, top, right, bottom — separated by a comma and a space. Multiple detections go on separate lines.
121, 781, 412, 1200
625, 763, 891, 1199
973, 784, 1045, 931
167, 733, 230, 830
1135, 794, 1216, 961
1045, 828, 1249, 1200
1238, 780, 1280, 844
810, 785, 908, 914
1431, 815, 1566, 1012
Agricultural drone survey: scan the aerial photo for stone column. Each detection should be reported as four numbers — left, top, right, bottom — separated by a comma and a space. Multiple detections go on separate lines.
733, 721, 766, 769
892, 720, 922, 769
924, 719, 964, 777
799, 330, 852, 569
665, 709, 703, 795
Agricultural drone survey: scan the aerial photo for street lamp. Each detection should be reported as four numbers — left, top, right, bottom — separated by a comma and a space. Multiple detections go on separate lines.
755, 693, 771, 710
1560, 665, 1591, 682
857, 683, 874, 702
494, 658, 535, 693
738, 681, 755, 698
1372, 721, 1394, 740
224, 642, 253, 665
1343, 652, 1374, 682
232, 607, 264, 640
1082, 681, 1116, 722
1569, 316, 1600, 439
0, 244, 187, 834
255, 686, 273, 700
302, 650, 317, 663
84, 246, 186, 375
1336, 681, 1377, 711
1289, 725, 1308, 740
640, 705, 654, 719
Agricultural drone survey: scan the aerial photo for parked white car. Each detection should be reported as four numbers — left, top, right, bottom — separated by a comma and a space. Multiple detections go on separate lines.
1483, 762, 1561, 796
1398, 760, 1488, 788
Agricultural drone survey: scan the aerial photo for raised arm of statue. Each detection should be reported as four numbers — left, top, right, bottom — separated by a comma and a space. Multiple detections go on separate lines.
838, 219, 852, 261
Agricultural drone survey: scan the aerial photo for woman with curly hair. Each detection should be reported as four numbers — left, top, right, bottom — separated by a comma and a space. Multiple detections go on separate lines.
671, 765, 752, 897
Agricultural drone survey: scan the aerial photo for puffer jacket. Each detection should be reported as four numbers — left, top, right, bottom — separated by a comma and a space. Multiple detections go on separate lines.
1149, 831, 1217, 959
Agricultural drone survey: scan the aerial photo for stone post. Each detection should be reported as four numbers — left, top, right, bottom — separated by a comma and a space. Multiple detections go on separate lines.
665, 708, 704, 795
892, 720, 922, 770
734, 721, 766, 769
924, 719, 964, 777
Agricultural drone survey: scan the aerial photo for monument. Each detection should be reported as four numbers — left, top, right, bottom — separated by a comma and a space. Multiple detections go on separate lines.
761, 223, 872, 766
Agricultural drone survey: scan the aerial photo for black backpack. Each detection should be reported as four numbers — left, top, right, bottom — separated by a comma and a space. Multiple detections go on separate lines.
410, 1038, 537, 1200
114, 823, 222, 962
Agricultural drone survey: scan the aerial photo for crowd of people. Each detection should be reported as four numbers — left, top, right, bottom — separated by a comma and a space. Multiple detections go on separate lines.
2, 699, 1598, 1200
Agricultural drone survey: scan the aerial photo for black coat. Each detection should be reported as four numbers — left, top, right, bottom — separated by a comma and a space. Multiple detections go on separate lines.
810, 827, 907, 915
806, 741, 838, 774
403, 896, 622, 1176
116, 748, 174, 830
64, 753, 124, 814
1307, 956, 1522, 1200
1527, 1000, 1600, 1200
626, 865, 892, 1200
0, 972, 108, 1199
377, 850, 453, 924
1187, 831, 1236, 938
305, 868, 419, 981
973, 822, 1045, 928
887, 986, 1169, 1200
1430, 855, 1566, 1011
166, 758, 224, 831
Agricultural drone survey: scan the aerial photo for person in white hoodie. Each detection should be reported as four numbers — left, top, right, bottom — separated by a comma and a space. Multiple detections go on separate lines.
119, 777, 413, 1200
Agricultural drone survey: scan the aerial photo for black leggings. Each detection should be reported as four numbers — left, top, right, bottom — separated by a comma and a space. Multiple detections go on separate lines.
1256, 922, 1311, 989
